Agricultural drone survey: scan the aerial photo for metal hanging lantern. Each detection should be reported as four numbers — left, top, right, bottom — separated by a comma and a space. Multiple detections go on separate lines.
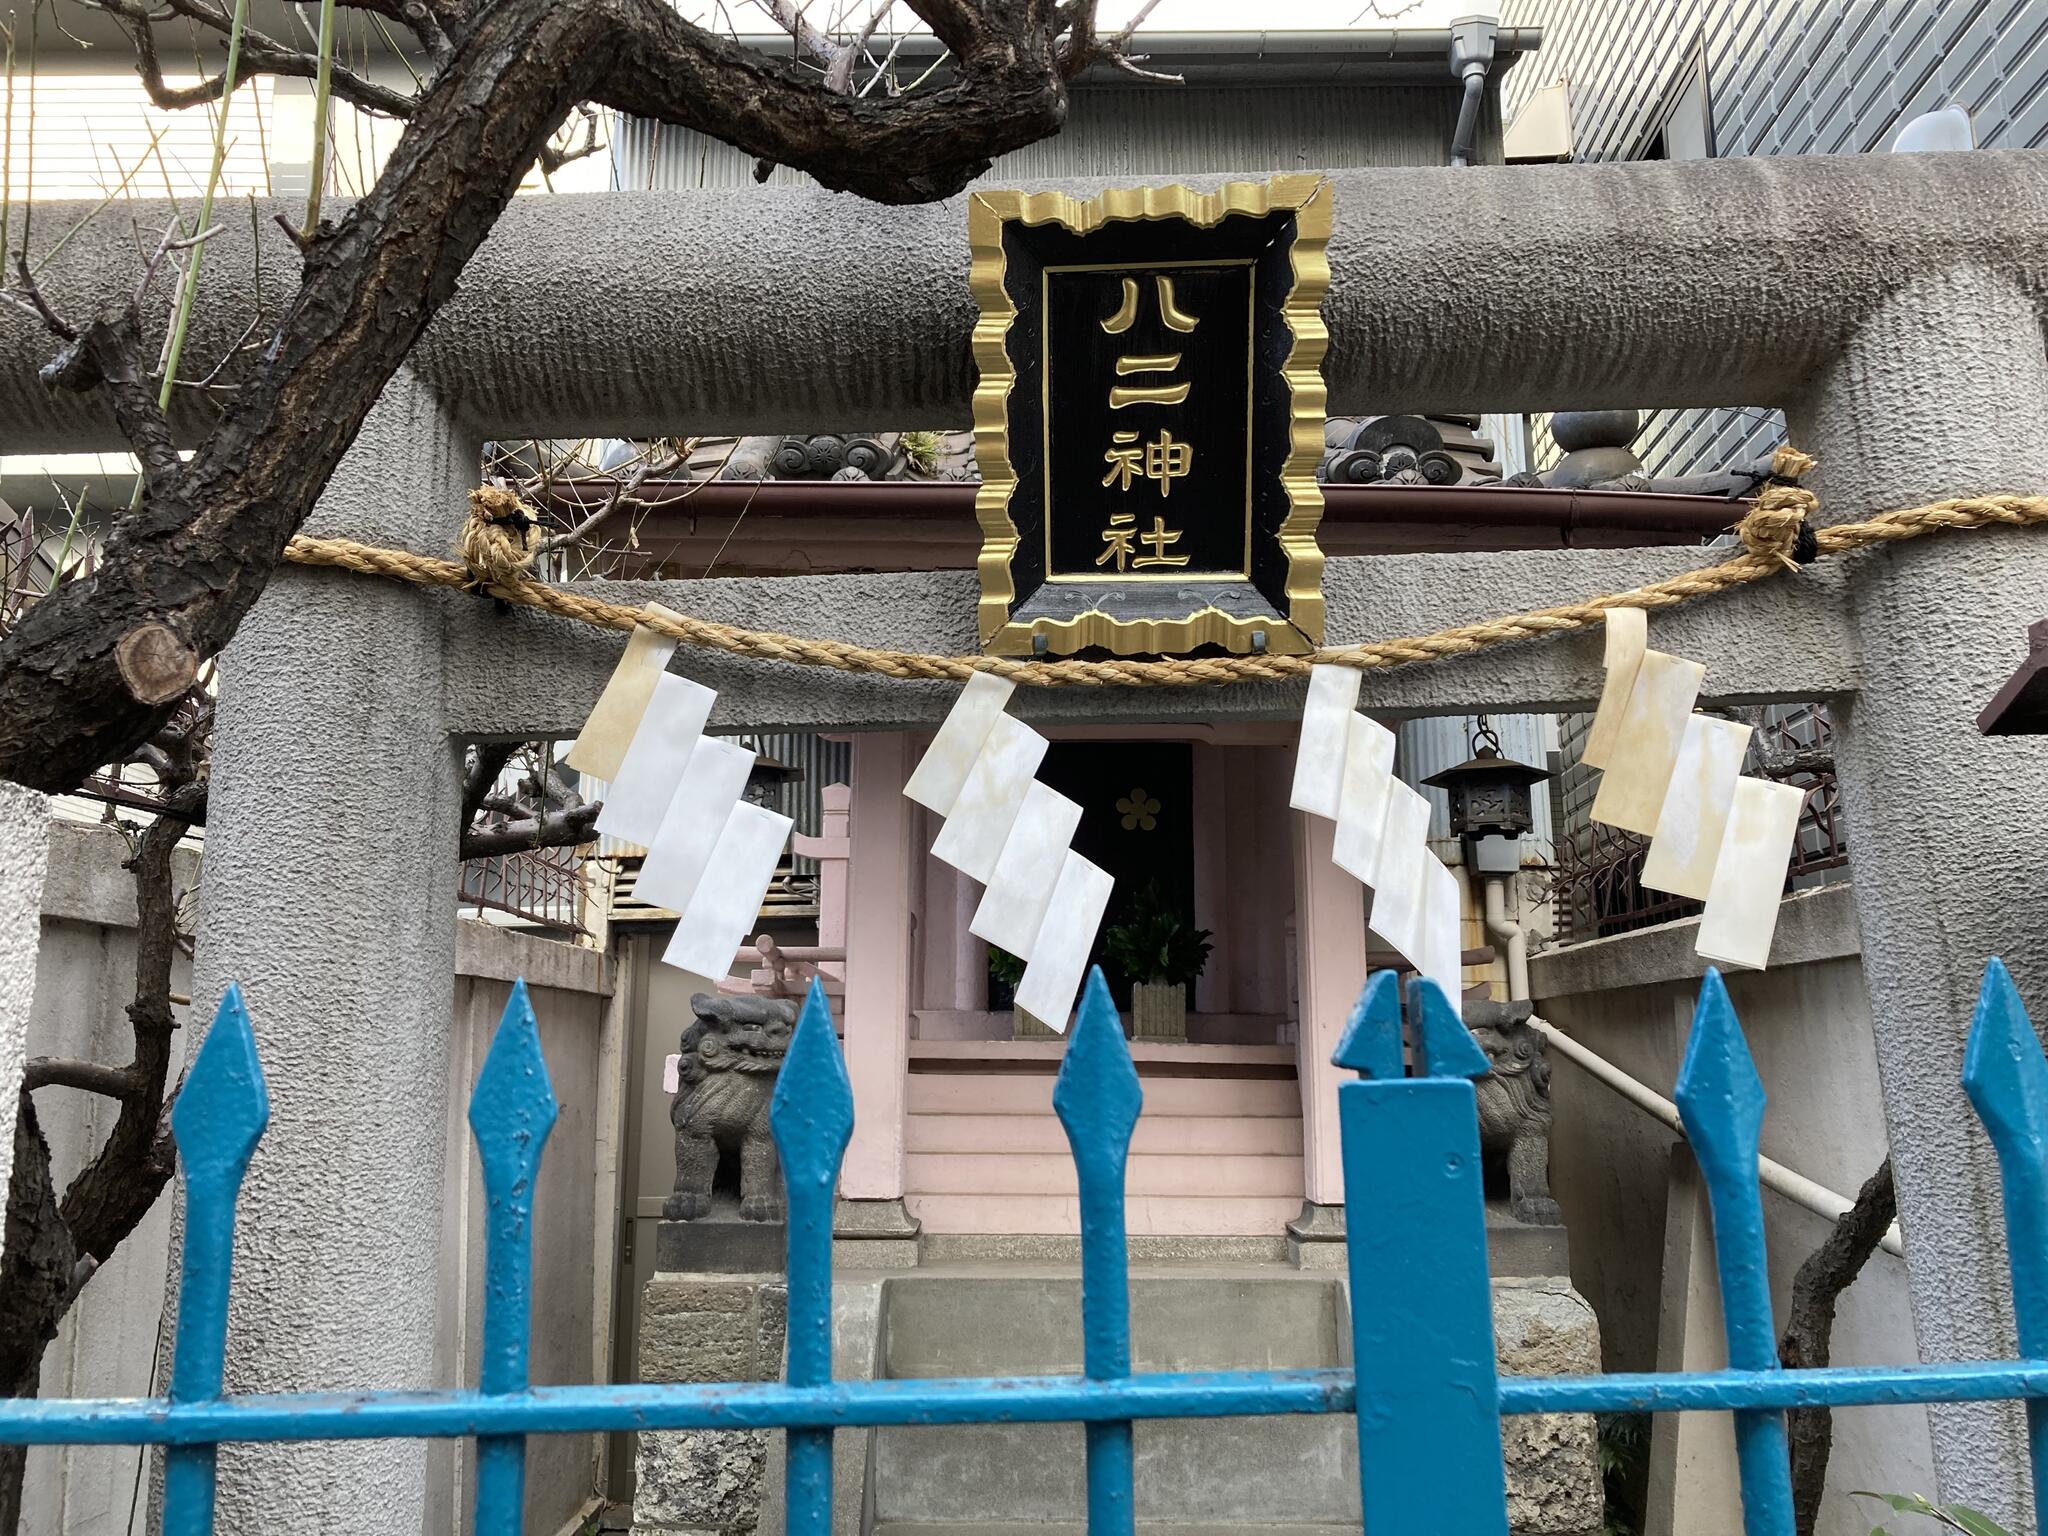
1422, 718, 1553, 872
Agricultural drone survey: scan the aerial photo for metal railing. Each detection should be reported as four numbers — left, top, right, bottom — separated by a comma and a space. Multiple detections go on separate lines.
3, 962, 2047, 1534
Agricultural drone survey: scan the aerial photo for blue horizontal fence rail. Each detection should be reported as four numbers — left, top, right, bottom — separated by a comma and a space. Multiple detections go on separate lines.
6, 962, 2048, 1535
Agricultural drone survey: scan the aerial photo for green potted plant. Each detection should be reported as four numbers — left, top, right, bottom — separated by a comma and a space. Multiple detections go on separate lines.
1103, 882, 1213, 1042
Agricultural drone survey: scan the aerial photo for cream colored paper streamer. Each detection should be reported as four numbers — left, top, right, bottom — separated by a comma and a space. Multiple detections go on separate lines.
1641, 715, 1754, 900
662, 801, 795, 977
971, 781, 1085, 961
1367, 781, 1434, 964
1331, 712, 1398, 885
1419, 853, 1464, 1012
1290, 663, 1365, 820
1696, 777, 1807, 970
1580, 608, 1647, 771
1590, 651, 1706, 836
1013, 850, 1115, 1033
930, 714, 1050, 884
564, 602, 685, 780
905, 671, 1017, 815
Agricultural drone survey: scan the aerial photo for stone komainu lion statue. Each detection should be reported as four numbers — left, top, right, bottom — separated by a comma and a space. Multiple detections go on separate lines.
1471, 1017, 1563, 1226
662, 993, 796, 1223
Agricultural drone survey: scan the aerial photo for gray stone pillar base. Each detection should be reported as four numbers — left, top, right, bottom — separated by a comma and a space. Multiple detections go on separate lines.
1496, 1277, 1604, 1535
1287, 1200, 1347, 1269
654, 1216, 787, 1276
833, 1196, 922, 1269
1289, 1199, 1572, 1278
634, 1274, 787, 1535
1485, 1203, 1572, 1279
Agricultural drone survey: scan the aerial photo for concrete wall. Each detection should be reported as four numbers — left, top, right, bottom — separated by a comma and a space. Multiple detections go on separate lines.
19, 820, 195, 1536
15, 820, 615, 1536
1532, 883, 1935, 1536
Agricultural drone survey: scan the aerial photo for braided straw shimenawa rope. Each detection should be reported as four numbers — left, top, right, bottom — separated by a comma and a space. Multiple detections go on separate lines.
282, 448, 2048, 689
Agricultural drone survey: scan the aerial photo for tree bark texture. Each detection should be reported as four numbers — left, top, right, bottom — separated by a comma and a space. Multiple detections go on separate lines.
1779, 1158, 1897, 1536
0, 0, 1078, 792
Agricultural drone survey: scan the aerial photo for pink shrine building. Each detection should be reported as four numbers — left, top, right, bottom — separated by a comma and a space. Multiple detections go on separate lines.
592, 461, 1751, 1264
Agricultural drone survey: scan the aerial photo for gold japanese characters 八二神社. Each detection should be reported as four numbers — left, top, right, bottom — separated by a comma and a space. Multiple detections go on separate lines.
968, 176, 1332, 658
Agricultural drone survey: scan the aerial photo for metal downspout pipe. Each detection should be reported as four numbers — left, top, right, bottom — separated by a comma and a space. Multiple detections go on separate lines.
1484, 875, 1530, 1001
1447, 15, 1499, 168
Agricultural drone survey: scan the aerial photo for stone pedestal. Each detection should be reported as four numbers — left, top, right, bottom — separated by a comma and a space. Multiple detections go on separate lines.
1287, 1199, 1571, 1278
1495, 1278, 1605, 1536
654, 1215, 787, 1277
633, 1270, 787, 1536
833, 1197, 922, 1269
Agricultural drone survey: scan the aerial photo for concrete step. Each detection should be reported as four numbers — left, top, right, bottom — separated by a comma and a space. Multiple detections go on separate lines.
875, 1528, 1356, 1535
907, 1074, 1301, 1117
883, 1273, 1344, 1386
870, 1273, 1360, 1525
906, 1112, 1302, 1156
905, 1151, 1304, 1197
904, 1193, 1302, 1235
871, 1419, 1359, 1526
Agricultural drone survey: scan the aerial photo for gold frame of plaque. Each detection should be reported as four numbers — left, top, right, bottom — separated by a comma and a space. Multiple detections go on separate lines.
968, 174, 1332, 657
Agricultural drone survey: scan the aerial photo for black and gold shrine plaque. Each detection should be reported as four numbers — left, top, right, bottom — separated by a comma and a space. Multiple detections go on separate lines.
969, 176, 1331, 657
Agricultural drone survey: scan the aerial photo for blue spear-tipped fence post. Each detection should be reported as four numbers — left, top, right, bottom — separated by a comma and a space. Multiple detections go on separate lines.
1053, 967, 1144, 1536
1336, 973, 1509, 1536
162, 986, 271, 1536
468, 979, 559, 1533
1673, 968, 1794, 1536
771, 978, 855, 1536
1962, 957, 2048, 1533
1330, 966, 1404, 1083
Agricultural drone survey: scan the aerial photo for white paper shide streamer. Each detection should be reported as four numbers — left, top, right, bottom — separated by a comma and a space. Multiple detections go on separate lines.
908, 677, 1105, 1033
575, 608, 792, 980
1587, 612, 1802, 969
1291, 663, 1463, 1008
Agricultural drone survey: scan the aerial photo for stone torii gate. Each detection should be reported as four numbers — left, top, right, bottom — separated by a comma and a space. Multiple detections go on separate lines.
5, 152, 2048, 1533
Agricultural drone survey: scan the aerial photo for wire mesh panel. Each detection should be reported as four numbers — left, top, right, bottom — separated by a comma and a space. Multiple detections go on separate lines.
6, 959, 2048, 1534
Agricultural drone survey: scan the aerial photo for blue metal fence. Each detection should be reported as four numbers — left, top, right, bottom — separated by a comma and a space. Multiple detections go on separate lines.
4, 960, 2048, 1534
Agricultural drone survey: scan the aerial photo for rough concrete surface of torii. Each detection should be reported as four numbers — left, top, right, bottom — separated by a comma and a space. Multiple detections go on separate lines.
443, 545, 1861, 739
6, 147, 2048, 1536
8, 153, 2048, 451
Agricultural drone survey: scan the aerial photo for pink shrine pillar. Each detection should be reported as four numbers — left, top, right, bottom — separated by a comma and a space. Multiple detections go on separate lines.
1290, 809, 1368, 1213
808, 783, 850, 951
838, 732, 920, 1243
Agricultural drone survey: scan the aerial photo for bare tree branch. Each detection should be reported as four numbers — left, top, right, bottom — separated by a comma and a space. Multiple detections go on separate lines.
37, 309, 183, 494
112, 3, 420, 118
533, 441, 692, 554
462, 742, 518, 828
0, 0, 1098, 791
460, 801, 600, 860
1779, 1159, 1897, 1536
22, 1058, 146, 1097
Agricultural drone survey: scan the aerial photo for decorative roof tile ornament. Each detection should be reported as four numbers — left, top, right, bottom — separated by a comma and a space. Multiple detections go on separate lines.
968, 175, 1333, 658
